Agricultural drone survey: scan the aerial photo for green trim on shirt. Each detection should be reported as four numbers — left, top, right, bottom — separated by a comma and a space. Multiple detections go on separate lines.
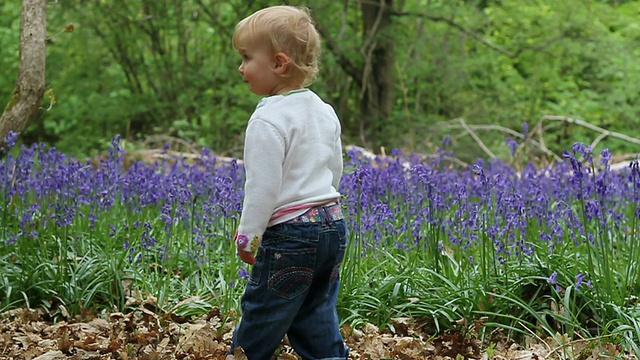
282, 88, 309, 96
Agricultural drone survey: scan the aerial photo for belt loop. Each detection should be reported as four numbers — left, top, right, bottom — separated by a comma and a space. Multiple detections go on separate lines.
321, 205, 332, 224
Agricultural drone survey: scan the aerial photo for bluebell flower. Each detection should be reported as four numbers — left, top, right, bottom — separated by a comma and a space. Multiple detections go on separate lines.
600, 148, 611, 166
108, 134, 123, 160
630, 158, 639, 175
505, 138, 518, 156
5, 232, 20, 246
562, 149, 583, 175
571, 142, 585, 157
238, 267, 250, 279
575, 273, 588, 290
471, 164, 484, 177
3, 130, 19, 150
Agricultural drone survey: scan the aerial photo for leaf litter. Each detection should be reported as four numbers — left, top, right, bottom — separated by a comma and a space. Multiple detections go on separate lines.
0, 297, 636, 360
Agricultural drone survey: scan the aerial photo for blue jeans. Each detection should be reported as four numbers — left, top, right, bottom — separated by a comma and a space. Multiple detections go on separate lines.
230, 217, 349, 360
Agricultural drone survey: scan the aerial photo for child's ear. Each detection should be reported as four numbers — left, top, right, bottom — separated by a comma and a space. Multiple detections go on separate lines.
273, 52, 290, 74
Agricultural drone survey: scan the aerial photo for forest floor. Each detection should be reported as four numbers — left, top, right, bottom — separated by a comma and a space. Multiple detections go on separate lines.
1, 299, 636, 360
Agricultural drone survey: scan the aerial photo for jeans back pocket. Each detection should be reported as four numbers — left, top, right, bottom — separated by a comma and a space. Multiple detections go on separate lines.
267, 247, 316, 299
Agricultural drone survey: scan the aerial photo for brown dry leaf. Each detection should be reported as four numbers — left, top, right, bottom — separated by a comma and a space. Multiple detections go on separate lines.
279, 353, 299, 360
362, 322, 379, 334
391, 337, 424, 359
75, 332, 102, 351
1, 305, 638, 360
231, 346, 249, 359
390, 317, 412, 336
56, 325, 72, 352
32, 350, 66, 360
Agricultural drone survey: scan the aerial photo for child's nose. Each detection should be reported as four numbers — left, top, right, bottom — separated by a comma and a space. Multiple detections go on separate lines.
238, 64, 244, 74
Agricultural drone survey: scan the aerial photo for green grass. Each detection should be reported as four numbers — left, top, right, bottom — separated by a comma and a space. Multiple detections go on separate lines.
0, 140, 638, 355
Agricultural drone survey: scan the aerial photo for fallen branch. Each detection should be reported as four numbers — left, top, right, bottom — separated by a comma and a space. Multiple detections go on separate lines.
441, 119, 563, 162
544, 333, 620, 360
441, 115, 639, 169
131, 148, 241, 165
534, 115, 640, 150
447, 118, 497, 159
142, 135, 200, 155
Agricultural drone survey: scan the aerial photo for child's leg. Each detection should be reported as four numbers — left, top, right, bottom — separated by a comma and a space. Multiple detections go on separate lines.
230, 276, 296, 359
286, 220, 349, 359
287, 278, 348, 359
230, 223, 321, 359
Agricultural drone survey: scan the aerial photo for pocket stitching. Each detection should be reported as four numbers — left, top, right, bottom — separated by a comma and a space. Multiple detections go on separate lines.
267, 248, 316, 299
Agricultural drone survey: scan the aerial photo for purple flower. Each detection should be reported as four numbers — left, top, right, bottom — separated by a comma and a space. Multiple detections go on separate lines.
505, 138, 518, 156
629, 157, 638, 175
161, 142, 171, 153
548, 271, 557, 285
472, 164, 484, 177
575, 273, 590, 290
238, 267, 250, 279
562, 149, 583, 174
600, 148, 611, 166
571, 142, 585, 157
3, 130, 19, 150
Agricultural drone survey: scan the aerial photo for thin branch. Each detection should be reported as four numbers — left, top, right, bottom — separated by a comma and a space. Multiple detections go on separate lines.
358, 0, 385, 101
360, 0, 385, 55
517, 321, 552, 353
544, 333, 618, 360
539, 115, 640, 147
444, 115, 640, 165
441, 122, 562, 162
193, 0, 233, 39
391, 11, 570, 58
142, 134, 199, 154
392, 11, 516, 57
315, 21, 363, 84
450, 118, 497, 159
535, 119, 549, 156
591, 132, 609, 150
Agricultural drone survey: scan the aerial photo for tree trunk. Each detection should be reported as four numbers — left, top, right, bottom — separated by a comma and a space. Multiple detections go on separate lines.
0, 0, 47, 148
359, 0, 394, 152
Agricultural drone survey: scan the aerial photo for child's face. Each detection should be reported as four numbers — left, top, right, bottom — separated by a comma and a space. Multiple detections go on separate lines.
237, 48, 284, 96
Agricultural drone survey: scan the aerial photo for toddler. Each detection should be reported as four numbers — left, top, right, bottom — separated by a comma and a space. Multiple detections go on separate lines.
229, 5, 349, 360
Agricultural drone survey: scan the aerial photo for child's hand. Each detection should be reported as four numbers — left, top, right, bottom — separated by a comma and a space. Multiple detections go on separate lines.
238, 249, 256, 265
234, 231, 256, 264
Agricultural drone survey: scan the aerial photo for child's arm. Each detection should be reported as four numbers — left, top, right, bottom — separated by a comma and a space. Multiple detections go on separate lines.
329, 117, 343, 191
235, 118, 285, 258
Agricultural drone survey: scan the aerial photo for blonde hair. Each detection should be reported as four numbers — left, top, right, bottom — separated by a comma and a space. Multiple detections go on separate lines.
233, 5, 321, 87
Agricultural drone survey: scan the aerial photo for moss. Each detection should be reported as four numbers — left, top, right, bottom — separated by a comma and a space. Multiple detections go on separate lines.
3, 89, 21, 114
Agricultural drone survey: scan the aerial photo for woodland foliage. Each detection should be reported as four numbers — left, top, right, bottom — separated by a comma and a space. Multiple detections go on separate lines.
0, 0, 639, 160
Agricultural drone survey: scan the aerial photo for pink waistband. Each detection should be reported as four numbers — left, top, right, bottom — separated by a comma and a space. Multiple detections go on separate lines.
270, 199, 338, 222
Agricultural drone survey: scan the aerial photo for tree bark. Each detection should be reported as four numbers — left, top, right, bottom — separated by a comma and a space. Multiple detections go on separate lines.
0, 0, 47, 148
359, 0, 394, 151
